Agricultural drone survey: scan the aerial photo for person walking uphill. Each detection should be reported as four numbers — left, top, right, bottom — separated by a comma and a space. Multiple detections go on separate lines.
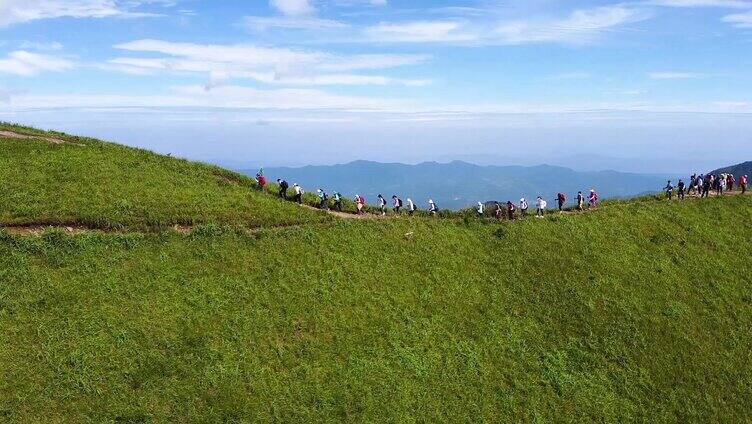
428, 199, 438, 216
476, 201, 484, 218
727, 174, 736, 192
355, 194, 365, 214
494, 202, 503, 220
277, 179, 289, 199
506, 201, 516, 220
317, 189, 328, 210
377, 194, 387, 216
255, 169, 267, 191
677, 179, 686, 200
407, 198, 417, 216
588, 189, 599, 208
520, 198, 529, 217
664, 180, 674, 200
740, 175, 748, 194
392, 195, 402, 214
292, 183, 303, 204
332, 192, 343, 211
536, 196, 547, 218
576, 191, 585, 211
557, 192, 566, 212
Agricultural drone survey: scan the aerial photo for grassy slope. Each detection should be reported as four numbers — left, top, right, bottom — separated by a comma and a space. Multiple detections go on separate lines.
1, 194, 751, 422
0, 124, 327, 229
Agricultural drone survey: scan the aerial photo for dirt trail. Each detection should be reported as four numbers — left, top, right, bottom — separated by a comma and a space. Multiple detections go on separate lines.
0, 130, 85, 146
2, 191, 748, 236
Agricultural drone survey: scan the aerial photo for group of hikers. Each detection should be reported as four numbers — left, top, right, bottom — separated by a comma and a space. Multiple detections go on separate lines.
663, 173, 748, 200
256, 168, 748, 220
474, 190, 600, 220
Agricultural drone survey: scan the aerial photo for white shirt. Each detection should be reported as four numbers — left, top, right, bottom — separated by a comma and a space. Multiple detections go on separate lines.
537, 199, 547, 209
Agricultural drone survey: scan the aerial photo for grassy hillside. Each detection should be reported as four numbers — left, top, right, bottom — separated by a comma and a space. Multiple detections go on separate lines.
1, 126, 751, 422
0, 123, 328, 230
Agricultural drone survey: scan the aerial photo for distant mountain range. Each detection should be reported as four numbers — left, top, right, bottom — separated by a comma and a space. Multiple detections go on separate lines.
242, 160, 671, 210
710, 161, 751, 178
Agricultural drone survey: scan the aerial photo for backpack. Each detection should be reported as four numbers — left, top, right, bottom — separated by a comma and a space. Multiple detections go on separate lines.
398, 198, 403, 207
558, 193, 566, 201
280, 180, 288, 189
359, 195, 365, 204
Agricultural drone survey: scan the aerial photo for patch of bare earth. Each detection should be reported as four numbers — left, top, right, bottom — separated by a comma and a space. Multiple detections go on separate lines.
0, 130, 85, 146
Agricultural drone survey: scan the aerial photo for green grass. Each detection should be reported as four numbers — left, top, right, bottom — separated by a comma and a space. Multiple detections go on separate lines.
1, 125, 751, 422
0, 123, 328, 230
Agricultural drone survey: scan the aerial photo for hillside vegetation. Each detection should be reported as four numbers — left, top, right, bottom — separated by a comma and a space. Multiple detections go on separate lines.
1, 125, 751, 422
0, 123, 328, 230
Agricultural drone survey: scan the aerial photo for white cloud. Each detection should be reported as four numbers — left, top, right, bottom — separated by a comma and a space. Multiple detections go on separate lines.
270, 0, 314, 16
18, 41, 64, 51
109, 39, 430, 86
494, 6, 649, 45
648, 71, 702, 79
365, 21, 478, 43
242, 15, 348, 31
0, 0, 162, 27
0, 51, 74, 76
723, 10, 752, 26
645, 0, 752, 8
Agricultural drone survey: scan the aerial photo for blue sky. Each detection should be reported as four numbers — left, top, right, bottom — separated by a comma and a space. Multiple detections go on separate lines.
1, 0, 751, 172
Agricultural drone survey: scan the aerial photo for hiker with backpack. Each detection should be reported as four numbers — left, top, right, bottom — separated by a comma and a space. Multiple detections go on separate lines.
428, 199, 438, 216
576, 191, 585, 211
332, 192, 343, 211
355, 195, 365, 214
588, 189, 598, 208
727, 174, 736, 192
317, 189, 328, 210
476, 202, 484, 218
392, 195, 403, 214
407, 198, 417, 216
556, 192, 566, 211
677, 179, 686, 200
506, 201, 516, 220
702, 174, 711, 198
535, 196, 547, 218
494, 202, 503, 220
255, 169, 267, 191
520, 198, 529, 217
277, 179, 289, 199
664, 180, 674, 200
377, 194, 387, 216
293, 183, 303, 204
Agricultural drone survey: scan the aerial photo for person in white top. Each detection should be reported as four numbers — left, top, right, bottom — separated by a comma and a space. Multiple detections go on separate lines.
536, 196, 547, 218
292, 183, 303, 204
520, 198, 529, 217
476, 201, 484, 217
428, 199, 438, 216
407, 198, 416, 216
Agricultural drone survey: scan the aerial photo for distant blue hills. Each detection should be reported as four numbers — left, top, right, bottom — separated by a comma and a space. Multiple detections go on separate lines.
241, 160, 672, 210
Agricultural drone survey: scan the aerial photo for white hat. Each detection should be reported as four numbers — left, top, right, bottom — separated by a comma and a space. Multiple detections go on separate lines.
520, 198, 525, 202
429, 199, 434, 203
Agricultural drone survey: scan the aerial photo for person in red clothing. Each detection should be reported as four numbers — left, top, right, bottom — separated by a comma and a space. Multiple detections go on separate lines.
255, 169, 266, 191
740, 175, 748, 194
727, 174, 735, 192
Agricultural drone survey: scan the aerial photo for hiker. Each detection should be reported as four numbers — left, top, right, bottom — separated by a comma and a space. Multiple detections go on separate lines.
520, 198, 529, 217
407, 198, 417, 216
740, 175, 748, 194
588, 189, 598, 208
354, 195, 365, 214
677, 179, 686, 200
392, 195, 403, 214
293, 183, 303, 204
535, 196, 547, 218
377, 194, 387, 216
332, 192, 343, 211
317, 189, 328, 210
277, 179, 289, 199
556, 192, 566, 211
506, 201, 516, 220
727, 174, 735, 192
476, 202, 484, 218
702, 174, 711, 198
255, 171, 267, 191
494, 202, 503, 220
716, 175, 724, 196
576, 191, 585, 211
428, 199, 438, 216
664, 180, 674, 200
688, 174, 697, 195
